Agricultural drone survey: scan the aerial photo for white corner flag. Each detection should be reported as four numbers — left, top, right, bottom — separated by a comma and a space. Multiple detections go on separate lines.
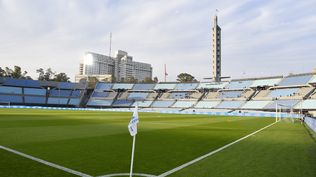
128, 106, 139, 136
128, 106, 139, 177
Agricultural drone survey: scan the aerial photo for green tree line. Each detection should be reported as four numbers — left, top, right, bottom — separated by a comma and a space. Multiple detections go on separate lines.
0, 66, 70, 82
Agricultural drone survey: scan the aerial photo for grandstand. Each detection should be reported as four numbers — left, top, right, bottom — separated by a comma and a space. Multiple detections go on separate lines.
1, 72, 316, 115
0, 78, 85, 107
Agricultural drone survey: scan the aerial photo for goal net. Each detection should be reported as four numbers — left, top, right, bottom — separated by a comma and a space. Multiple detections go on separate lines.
275, 103, 296, 123
0, 101, 11, 107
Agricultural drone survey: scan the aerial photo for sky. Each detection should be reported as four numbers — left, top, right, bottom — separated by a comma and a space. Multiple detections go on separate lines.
0, 0, 316, 82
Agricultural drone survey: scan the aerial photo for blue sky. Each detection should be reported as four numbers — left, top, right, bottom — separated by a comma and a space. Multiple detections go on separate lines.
0, 0, 316, 81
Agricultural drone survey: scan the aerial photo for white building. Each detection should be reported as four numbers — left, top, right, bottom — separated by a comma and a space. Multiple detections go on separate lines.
78, 50, 152, 82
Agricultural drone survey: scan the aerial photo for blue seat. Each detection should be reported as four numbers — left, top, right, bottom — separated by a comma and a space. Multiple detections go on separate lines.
128, 93, 148, 100
154, 84, 176, 90
0, 95, 23, 103
175, 83, 198, 90
151, 101, 175, 107
265, 100, 300, 109
4, 78, 40, 87
216, 101, 244, 109
95, 83, 113, 90
49, 90, 72, 97
268, 88, 298, 98
226, 80, 253, 89
47, 97, 68, 105
87, 99, 113, 106
71, 90, 81, 97
69, 98, 80, 105
132, 84, 155, 90
278, 75, 313, 86
170, 92, 188, 99
24, 88, 46, 96
112, 84, 134, 90
0, 86, 22, 94
112, 100, 133, 106
58, 82, 76, 89
91, 91, 111, 98
219, 91, 243, 99
24, 96, 46, 104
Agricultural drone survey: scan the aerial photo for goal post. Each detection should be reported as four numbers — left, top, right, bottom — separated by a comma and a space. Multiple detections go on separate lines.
275, 102, 296, 123
0, 101, 11, 107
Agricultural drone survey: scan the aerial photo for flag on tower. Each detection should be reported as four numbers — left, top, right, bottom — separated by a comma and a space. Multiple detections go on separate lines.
128, 106, 139, 136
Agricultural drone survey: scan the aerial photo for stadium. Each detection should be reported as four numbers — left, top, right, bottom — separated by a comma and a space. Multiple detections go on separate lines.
1, 1, 316, 177
1, 72, 316, 177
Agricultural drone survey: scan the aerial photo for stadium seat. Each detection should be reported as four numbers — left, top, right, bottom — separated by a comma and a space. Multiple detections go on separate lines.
195, 101, 220, 108
278, 75, 313, 86
132, 84, 155, 90
250, 78, 282, 87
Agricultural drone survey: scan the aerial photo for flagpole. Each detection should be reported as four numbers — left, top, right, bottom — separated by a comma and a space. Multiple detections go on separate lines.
129, 135, 136, 177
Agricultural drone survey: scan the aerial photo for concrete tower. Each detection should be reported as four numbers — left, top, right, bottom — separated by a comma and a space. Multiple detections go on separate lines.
212, 15, 221, 82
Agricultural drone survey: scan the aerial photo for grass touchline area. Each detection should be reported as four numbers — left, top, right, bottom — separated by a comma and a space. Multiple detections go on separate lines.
1, 108, 315, 177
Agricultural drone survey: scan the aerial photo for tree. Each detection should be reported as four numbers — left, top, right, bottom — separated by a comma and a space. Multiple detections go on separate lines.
153, 76, 158, 83
36, 68, 45, 80
176, 73, 198, 83
125, 76, 138, 83
143, 77, 154, 83
0, 67, 6, 77
36, 68, 55, 81
0, 66, 31, 79
53, 72, 69, 82
87, 76, 99, 88
44, 68, 55, 81
11, 66, 29, 79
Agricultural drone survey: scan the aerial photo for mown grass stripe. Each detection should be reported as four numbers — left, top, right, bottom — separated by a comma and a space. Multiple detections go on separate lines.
158, 121, 278, 177
0, 145, 92, 177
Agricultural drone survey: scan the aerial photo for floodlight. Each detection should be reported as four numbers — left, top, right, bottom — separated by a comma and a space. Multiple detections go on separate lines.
84, 54, 93, 65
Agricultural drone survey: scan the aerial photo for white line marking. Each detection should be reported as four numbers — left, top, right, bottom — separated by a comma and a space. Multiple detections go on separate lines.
97, 173, 157, 177
0, 145, 92, 177
158, 121, 278, 177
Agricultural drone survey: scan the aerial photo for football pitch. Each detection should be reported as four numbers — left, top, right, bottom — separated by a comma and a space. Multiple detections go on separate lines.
0, 109, 315, 177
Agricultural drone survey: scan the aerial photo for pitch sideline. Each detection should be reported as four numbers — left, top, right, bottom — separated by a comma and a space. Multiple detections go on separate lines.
158, 121, 279, 177
0, 145, 92, 177
97, 173, 157, 177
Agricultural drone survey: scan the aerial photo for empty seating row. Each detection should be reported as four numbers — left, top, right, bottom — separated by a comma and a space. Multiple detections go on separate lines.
250, 78, 281, 87
154, 83, 176, 90
132, 101, 153, 107
278, 74, 313, 86
194, 101, 220, 108
128, 92, 149, 100
241, 101, 271, 109
219, 91, 243, 99
174, 83, 198, 90
294, 99, 316, 109
132, 84, 155, 90
172, 101, 196, 108
197, 82, 227, 89
225, 80, 253, 90
216, 101, 245, 109
151, 100, 175, 107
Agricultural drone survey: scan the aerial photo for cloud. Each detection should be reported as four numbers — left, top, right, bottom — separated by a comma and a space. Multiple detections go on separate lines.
0, 0, 315, 81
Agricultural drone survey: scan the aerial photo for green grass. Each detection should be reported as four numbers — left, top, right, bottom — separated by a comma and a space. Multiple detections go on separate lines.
0, 108, 315, 177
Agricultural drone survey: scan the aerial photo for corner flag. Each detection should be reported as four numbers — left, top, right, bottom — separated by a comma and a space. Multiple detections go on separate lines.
128, 106, 139, 136
128, 106, 139, 177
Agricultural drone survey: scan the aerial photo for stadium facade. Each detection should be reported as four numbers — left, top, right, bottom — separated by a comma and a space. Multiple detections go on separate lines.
1, 72, 316, 116
77, 50, 152, 82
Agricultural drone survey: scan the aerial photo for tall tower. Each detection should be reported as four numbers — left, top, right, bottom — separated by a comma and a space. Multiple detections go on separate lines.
212, 15, 221, 82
